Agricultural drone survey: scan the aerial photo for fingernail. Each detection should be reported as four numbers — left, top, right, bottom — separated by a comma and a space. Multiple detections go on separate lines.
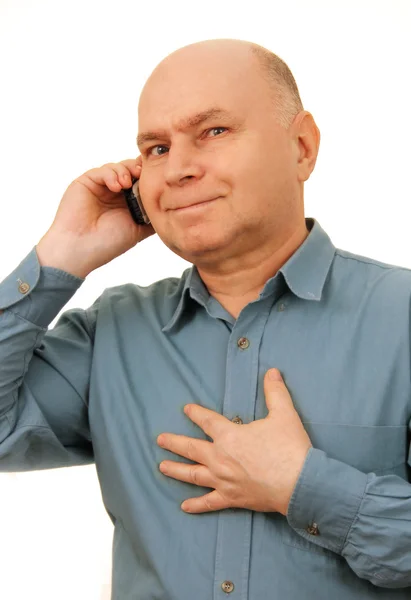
268, 368, 282, 381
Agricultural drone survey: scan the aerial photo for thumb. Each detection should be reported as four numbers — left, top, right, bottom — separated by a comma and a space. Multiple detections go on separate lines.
264, 368, 291, 414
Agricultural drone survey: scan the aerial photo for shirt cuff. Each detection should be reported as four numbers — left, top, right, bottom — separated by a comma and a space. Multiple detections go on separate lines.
286, 447, 368, 554
0, 247, 85, 328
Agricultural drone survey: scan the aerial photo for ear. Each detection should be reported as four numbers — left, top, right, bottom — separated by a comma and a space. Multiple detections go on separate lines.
292, 111, 321, 183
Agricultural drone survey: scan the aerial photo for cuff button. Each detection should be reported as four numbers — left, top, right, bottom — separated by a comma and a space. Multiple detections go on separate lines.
306, 522, 319, 536
18, 281, 30, 294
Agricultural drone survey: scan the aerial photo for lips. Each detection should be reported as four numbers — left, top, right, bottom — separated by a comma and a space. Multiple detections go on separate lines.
168, 197, 219, 211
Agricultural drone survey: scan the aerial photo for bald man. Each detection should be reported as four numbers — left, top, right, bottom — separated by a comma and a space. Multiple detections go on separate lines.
0, 39, 410, 599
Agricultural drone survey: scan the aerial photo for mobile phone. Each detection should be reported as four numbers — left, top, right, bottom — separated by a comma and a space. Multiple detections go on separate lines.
123, 177, 151, 225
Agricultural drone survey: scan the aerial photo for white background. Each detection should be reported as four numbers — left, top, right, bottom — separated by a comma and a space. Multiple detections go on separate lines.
0, 0, 410, 598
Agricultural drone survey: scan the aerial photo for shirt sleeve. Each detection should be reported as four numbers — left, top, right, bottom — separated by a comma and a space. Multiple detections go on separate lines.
286, 444, 411, 589
0, 246, 98, 471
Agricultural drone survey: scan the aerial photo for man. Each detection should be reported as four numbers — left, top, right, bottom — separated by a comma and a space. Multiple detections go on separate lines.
0, 38, 410, 599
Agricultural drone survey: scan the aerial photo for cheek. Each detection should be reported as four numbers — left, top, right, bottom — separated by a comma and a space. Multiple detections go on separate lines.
226, 160, 264, 197
138, 175, 161, 213
219, 142, 271, 193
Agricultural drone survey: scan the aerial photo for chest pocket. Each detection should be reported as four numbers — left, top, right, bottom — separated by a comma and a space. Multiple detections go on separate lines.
281, 423, 409, 558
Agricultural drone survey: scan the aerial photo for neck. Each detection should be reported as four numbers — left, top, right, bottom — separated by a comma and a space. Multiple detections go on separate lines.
196, 219, 310, 319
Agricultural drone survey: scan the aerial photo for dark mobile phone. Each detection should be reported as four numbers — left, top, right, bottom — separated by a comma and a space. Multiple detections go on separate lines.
123, 177, 151, 225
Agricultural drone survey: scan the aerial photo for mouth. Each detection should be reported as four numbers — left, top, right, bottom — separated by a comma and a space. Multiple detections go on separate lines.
169, 197, 219, 212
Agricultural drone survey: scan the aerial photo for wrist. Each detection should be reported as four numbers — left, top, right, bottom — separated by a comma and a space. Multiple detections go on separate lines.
36, 233, 92, 279
280, 445, 313, 516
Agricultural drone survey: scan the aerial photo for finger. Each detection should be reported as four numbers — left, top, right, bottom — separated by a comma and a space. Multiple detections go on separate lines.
181, 490, 229, 513
119, 156, 142, 168
119, 157, 142, 176
104, 162, 137, 190
159, 461, 215, 488
183, 404, 229, 439
263, 368, 294, 415
82, 164, 130, 194
157, 433, 212, 464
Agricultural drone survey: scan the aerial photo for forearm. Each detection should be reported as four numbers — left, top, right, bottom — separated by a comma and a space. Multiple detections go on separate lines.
36, 232, 93, 279
287, 448, 411, 589
0, 247, 94, 471
0, 247, 83, 416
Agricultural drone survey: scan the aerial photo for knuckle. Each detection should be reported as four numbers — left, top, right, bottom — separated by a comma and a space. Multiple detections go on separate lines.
214, 455, 235, 480
201, 416, 212, 431
116, 163, 130, 177
203, 495, 214, 511
222, 429, 237, 446
190, 465, 200, 484
110, 166, 123, 178
216, 462, 232, 481
102, 163, 119, 176
227, 485, 241, 503
186, 439, 196, 460
98, 164, 116, 178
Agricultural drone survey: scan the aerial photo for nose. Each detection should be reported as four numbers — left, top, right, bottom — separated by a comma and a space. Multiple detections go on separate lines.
163, 144, 204, 187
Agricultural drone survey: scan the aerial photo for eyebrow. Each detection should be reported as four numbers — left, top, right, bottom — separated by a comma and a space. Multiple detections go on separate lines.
136, 107, 234, 147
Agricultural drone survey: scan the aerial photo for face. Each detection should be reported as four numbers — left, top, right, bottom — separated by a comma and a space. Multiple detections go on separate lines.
137, 43, 311, 266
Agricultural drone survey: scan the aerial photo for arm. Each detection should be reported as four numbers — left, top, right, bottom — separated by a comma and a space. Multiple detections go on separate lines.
0, 246, 97, 471
0, 157, 154, 471
286, 443, 411, 589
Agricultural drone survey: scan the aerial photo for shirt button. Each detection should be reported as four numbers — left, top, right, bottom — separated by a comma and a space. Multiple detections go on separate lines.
278, 302, 286, 312
306, 522, 320, 536
231, 416, 243, 425
237, 337, 249, 349
18, 282, 30, 294
221, 580, 235, 593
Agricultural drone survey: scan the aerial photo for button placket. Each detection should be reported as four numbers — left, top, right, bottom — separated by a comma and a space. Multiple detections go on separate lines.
214, 306, 270, 599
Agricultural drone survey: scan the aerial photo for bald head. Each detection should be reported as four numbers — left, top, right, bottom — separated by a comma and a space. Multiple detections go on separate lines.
140, 39, 303, 130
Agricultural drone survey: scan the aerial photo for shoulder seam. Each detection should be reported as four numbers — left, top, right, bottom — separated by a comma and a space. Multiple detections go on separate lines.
84, 307, 96, 339
334, 249, 411, 273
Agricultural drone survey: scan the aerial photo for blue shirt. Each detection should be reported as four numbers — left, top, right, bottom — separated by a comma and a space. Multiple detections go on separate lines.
0, 218, 410, 599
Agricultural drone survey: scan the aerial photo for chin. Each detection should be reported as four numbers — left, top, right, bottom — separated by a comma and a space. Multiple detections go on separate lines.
167, 228, 232, 261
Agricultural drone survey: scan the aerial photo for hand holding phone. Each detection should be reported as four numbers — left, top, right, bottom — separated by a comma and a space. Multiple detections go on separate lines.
35, 159, 155, 278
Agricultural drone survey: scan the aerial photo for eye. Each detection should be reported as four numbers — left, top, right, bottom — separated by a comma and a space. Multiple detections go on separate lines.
206, 127, 228, 137
148, 145, 169, 157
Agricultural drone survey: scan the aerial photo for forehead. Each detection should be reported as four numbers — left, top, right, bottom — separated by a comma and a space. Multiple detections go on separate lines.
138, 53, 270, 131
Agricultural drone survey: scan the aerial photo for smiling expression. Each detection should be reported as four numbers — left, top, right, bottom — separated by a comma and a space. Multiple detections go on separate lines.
136, 41, 311, 266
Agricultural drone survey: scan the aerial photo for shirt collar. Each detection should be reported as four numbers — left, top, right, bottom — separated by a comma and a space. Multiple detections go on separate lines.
162, 218, 336, 332
279, 217, 336, 301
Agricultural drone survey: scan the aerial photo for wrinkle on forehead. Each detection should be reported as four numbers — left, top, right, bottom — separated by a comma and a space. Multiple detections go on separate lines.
136, 107, 237, 148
